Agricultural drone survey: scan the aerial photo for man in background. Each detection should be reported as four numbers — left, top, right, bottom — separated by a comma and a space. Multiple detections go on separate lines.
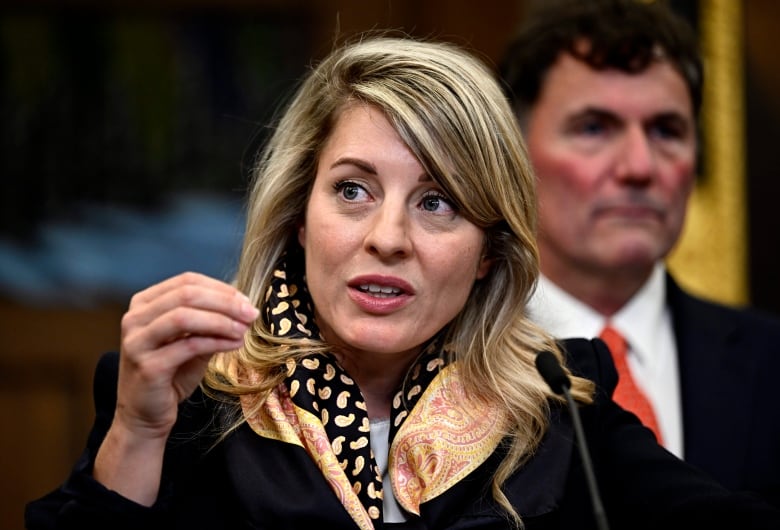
500, 0, 780, 505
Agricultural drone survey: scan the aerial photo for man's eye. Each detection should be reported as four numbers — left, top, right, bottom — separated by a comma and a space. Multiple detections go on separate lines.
649, 123, 684, 140
647, 114, 690, 142
566, 111, 617, 139
577, 120, 606, 136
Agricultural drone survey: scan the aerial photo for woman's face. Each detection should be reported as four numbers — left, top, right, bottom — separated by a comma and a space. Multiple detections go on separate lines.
298, 103, 491, 363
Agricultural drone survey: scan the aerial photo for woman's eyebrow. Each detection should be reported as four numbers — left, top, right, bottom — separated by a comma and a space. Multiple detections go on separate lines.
329, 157, 377, 174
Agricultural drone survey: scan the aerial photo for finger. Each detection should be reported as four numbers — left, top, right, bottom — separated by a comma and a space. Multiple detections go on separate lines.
131, 272, 239, 306
128, 273, 252, 327
124, 334, 247, 383
124, 305, 257, 356
123, 281, 258, 334
166, 335, 246, 383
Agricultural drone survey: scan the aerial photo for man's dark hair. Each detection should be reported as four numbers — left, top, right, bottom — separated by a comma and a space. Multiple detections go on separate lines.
499, 0, 703, 118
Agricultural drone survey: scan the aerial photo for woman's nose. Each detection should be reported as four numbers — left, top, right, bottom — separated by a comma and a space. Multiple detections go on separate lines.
363, 202, 413, 259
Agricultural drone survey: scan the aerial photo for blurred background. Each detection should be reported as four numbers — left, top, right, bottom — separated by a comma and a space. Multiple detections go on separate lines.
1, 0, 779, 527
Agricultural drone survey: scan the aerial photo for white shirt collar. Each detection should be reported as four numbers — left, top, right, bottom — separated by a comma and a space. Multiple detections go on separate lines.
528, 275, 604, 339
528, 263, 668, 367
528, 264, 682, 457
611, 263, 667, 367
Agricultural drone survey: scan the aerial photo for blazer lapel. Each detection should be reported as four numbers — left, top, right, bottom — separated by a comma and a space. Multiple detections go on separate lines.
667, 274, 757, 487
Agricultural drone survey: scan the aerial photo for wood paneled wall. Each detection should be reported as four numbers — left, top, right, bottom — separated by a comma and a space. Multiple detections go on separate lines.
4, 1, 780, 528
0, 2, 521, 527
0, 301, 124, 529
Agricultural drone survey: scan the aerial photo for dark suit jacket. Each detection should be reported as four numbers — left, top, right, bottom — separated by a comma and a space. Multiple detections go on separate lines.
667, 274, 780, 505
25, 339, 780, 530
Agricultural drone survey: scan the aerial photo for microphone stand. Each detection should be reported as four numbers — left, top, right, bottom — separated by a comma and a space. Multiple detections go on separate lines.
536, 351, 610, 530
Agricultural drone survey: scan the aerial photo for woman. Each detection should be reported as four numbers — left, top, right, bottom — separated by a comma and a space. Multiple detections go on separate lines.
26, 36, 779, 529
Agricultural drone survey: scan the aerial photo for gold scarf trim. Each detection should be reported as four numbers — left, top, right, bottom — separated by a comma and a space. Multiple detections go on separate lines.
389, 363, 508, 515
241, 364, 508, 527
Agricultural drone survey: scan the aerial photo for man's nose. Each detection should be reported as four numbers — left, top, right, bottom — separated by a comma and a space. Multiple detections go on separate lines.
614, 126, 657, 183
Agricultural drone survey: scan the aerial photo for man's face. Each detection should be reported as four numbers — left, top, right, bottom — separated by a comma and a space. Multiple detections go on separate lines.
525, 52, 696, 282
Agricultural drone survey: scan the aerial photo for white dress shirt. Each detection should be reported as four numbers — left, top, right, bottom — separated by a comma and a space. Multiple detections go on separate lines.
528, 263, 684, 457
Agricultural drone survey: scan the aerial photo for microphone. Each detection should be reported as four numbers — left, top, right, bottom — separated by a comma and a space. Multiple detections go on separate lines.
536, 351, 610, 530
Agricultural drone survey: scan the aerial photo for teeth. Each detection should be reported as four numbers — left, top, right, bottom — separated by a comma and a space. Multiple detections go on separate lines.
359, 284, 402, 297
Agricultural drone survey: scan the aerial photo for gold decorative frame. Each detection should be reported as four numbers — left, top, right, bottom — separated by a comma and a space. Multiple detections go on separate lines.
667, 0, 748, 306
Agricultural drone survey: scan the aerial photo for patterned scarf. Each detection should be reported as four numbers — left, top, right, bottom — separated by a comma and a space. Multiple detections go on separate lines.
242, 251, 507, 529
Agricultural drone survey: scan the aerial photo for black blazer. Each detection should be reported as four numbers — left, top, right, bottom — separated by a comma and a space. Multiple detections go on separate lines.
25, 339, 780, 530
667, 274, 780, 505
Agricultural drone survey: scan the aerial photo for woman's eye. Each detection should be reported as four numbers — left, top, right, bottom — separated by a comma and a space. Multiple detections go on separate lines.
421, 193, 454, 213
334, 181, 368, 201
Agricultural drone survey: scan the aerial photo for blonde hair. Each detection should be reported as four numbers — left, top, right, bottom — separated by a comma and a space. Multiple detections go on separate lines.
205, 34, 594, 524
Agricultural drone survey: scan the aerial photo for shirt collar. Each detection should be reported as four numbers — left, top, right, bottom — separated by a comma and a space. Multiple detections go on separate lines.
611, 263, 668, 367
528, 275, 605, 339
528, 263, 668, 367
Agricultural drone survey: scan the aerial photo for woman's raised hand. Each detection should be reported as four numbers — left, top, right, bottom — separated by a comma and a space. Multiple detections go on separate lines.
115, 272, 258, 437
94, 272, 259, 505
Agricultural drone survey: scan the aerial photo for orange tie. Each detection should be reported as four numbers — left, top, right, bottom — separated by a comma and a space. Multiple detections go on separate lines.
599, 325, 664, 444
